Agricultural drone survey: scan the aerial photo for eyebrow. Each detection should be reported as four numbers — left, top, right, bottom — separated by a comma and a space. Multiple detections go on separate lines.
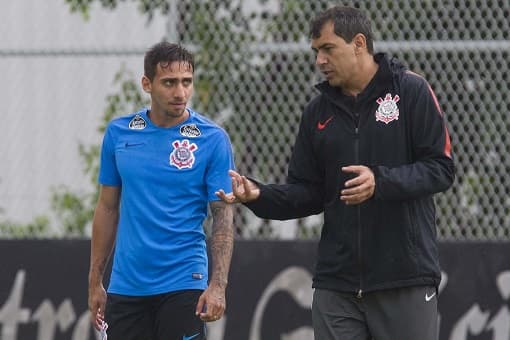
312, 42, 335, 52
160, 77, 193, 82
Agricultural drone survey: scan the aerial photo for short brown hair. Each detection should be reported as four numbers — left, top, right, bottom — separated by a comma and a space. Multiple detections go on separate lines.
310, 6, 374, 54
144, 41, 194, 81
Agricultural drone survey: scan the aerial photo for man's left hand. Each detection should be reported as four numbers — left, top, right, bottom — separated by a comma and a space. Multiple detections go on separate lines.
340, 165, 375, 205
195, 283, 226, 322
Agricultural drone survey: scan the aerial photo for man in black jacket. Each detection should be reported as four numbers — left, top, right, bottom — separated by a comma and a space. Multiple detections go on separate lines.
217, 5, 454, 340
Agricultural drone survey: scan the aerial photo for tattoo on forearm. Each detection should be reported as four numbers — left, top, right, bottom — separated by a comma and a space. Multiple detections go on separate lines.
209, 201, 234, 288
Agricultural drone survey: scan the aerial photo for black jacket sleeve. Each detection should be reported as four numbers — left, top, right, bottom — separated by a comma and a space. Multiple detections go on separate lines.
245, 105, 324, 220
373, 73, 455, 200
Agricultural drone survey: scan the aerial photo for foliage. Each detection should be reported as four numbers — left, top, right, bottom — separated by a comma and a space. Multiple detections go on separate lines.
0, 216, 51, 239
62, 0, 325, 238
50, 66, 149, 237
0, 64, 149, 239
64, 0, 170, 21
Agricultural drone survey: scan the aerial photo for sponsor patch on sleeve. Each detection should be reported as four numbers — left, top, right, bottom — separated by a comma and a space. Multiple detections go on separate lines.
128, 114, 147, 130
180, 124, 201, 137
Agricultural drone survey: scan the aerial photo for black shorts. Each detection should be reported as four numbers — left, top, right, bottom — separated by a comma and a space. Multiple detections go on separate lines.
105, 289, 206, 340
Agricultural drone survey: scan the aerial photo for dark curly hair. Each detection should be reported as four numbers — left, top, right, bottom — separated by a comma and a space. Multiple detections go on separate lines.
144, 41, 194, 81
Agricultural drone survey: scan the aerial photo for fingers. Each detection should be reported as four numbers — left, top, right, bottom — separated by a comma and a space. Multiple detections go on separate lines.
215, 189, 238, 203
341, 192, 369, 205
230, 173, 259, 203
200, 296, 225, 322
88, 286, 107, 331
231, 176, 245, 198
228, 170, 244, 190
195, 294, 206, 318
241, 176, 253, 199
215, 170, 255, 204
90, 306, 105, 331
197, 289, 226, 322
200, 306, 225, 322
341, 165, 363, 175
95, 309, 105, 331
227, 169, 240, 176
342, 165, 370, 187
341, 165, 375, 205
341, 190, 372, 204
341, 182, 373, 204
200, 310, 224, 322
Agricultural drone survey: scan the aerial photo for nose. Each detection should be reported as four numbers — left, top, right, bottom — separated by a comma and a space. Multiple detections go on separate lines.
174, 83, 186, 99
315, 51, 327, 66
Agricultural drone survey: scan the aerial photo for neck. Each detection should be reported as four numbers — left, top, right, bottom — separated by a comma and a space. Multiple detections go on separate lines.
343, 54, 378, 97
148, 108, 189, 128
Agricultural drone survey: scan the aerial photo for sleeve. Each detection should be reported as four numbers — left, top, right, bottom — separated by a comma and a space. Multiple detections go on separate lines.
206, 129, 236, 201
372, 74, 455, 200
245, 106, 324, 220
98, 124, 122, 186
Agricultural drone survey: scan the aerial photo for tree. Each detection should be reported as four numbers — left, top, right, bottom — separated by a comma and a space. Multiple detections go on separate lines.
0, 66, 148, 238
0, 179, 51, 238
0, 215, 50, 238
50, 66, 149, 236
61, 0, 328, 238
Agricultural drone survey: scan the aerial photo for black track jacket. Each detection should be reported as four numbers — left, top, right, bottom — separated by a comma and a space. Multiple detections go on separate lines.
246, 53, 455, 294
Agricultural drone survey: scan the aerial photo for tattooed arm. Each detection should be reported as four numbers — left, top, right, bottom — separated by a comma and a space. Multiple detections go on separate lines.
196, 200, 234, 322
208, 200, 235, 288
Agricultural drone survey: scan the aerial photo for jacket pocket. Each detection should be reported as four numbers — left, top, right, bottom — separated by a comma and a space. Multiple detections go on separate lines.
405, 201, 419, 262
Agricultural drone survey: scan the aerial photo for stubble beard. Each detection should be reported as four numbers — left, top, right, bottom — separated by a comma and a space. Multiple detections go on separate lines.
164, 108, 186, 119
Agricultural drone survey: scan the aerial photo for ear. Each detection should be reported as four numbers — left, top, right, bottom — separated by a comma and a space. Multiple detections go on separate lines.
141, 75, 152, 93
353, 33, 367, 53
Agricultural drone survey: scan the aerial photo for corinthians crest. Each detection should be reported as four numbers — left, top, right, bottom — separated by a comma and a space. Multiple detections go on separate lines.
375, 93, 400, 124
170, 139, 198, 169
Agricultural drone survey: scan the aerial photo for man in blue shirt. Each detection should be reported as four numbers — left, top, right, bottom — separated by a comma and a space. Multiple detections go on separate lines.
88, 41, 235, 340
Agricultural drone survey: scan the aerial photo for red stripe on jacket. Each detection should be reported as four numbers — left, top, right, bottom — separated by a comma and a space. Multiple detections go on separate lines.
407, 71, 452, 158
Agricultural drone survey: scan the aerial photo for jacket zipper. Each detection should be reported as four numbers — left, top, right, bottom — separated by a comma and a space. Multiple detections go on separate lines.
353, 112, 363, 299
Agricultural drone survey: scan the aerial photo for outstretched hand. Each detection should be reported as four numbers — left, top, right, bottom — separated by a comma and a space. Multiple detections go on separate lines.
215, 170, 260, 203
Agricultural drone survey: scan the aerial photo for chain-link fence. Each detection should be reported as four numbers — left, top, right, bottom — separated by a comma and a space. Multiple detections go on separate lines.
1, 0, 509, 240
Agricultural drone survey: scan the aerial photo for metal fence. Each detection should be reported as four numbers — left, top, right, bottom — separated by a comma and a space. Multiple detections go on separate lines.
1, 0, 509, 240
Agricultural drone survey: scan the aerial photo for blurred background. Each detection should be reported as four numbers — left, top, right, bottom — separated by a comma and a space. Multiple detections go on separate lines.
0, 0, 509, 241
1, 2, 509, 340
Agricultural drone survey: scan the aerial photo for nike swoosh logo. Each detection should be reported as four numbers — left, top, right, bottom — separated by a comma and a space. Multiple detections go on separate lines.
182, 333, 200, 340
125, 142, 144, 147
425, 292, 436, 302
317, 116, 334, 130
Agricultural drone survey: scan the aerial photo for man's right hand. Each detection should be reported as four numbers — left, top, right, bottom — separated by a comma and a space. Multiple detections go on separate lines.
88, 283, 107, 331
215, 170, 260, 203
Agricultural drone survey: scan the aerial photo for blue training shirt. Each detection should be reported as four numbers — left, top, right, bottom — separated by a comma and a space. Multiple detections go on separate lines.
99, 108, 235, 296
